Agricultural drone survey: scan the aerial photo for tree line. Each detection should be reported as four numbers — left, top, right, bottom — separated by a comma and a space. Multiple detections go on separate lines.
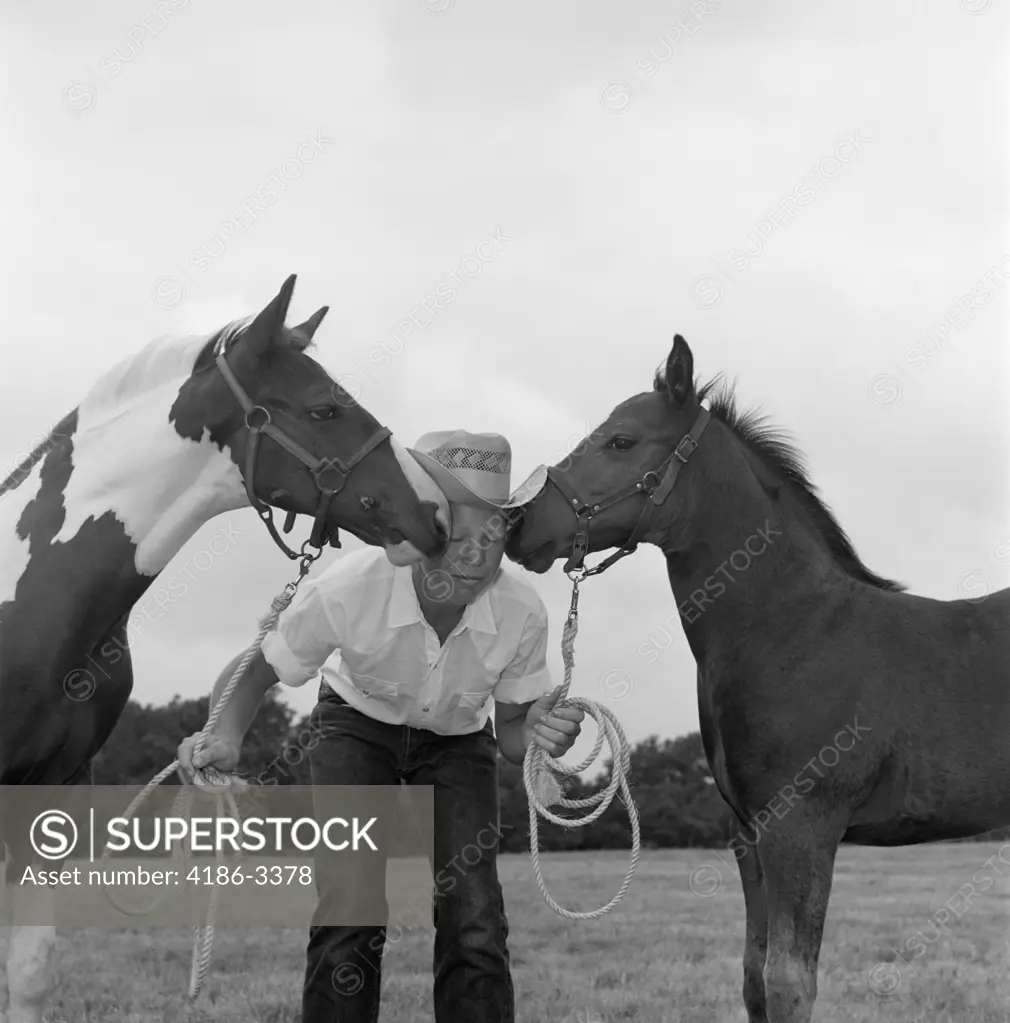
92, 691, 1010, 851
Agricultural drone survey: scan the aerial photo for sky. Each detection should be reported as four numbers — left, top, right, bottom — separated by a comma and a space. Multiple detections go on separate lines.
1, 0, 1007, 766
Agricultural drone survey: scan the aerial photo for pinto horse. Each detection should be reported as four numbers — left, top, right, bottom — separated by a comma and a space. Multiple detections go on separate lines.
0, 274, 448, 1023
505, 334, 1009, 1023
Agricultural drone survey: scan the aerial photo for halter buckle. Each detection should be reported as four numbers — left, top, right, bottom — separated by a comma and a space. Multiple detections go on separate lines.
571, 529, 589, 560
674, 435, 699, 464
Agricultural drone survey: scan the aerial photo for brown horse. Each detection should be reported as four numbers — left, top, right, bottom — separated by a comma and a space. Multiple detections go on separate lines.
505, 334, 1010, 1023
0, 274, 449, 1023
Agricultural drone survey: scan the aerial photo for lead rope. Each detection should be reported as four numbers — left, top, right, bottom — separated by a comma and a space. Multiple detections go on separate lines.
99, 549, 321, 999
523, 576, 641, 919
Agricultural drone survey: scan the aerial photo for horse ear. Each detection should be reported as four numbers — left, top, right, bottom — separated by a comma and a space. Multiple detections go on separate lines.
240, 274, 298, 360
665, 334, 694, 408
292, 306, 329, 346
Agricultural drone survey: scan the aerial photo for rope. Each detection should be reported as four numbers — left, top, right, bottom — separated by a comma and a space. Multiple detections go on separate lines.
523, 582, 641, 919
99, 561, 316, 999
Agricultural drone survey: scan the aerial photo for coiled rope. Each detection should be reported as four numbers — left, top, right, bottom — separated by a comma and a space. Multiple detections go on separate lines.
100, 550, 320, 999
523, 575, 640, 919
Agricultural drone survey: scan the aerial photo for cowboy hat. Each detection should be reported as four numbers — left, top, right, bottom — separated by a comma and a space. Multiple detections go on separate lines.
409, 430, 540, 510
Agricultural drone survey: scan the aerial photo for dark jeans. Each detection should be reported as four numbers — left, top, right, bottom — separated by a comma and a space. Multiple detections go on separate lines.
302, 686, 514, 1023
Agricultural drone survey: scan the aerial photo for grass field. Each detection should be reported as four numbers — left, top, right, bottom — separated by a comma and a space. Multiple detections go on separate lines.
12, 842, 1009, 1023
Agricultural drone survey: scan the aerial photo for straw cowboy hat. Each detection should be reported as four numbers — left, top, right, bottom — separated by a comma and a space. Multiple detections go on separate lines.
409, 430, 546, 511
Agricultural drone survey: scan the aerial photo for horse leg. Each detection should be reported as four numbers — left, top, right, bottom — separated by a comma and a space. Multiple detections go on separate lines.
1, 853, 8, 1023
3, 617, 131, 1023
5, 773, 99, 1023
5, 858, 55, 1023
736, 830, 769, 1023
757, 819, 840, 1023
4, 841, 55, 1023
6, 926, 55, 1023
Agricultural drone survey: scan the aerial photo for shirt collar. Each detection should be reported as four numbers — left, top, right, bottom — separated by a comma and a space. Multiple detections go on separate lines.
461, 571, 499, 636
389, 565, 424, 629
388, 564, 500, 636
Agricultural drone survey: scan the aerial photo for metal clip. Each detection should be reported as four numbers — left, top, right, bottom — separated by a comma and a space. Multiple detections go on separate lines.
295, 545, 322, 583
567, 578, 581, 620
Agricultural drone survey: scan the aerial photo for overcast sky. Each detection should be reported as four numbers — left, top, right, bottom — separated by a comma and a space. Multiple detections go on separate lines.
2, 0, 1007, 763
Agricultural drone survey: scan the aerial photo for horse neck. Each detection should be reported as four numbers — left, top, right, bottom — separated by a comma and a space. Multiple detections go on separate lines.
65, 373, 248, 579
660, 423, 845, 667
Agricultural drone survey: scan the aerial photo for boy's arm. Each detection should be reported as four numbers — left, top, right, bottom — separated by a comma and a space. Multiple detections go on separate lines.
495, 698, 535, 766
496, 690, 584, 765
207, 649, 280, 746
493, 610, 584, 765
178, 649, 279, 775
180, 578, 344, 771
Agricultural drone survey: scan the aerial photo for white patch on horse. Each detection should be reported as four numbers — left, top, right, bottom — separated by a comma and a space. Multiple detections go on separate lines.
51, 334, 248, 576
0, 458, 45, 606
384, 435, 450, 565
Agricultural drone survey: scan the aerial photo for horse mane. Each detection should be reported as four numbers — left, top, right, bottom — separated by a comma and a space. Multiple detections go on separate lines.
83, 330, 228, 418
189, 316, 316, 374
81, 315, 317, 414
0, 411, 77, 497
0, 316, 317, 497
653, 368, 904, 592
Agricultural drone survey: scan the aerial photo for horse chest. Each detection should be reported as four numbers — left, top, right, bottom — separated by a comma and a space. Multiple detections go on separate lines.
696, 664, 794, 811
695, 668, 737, 804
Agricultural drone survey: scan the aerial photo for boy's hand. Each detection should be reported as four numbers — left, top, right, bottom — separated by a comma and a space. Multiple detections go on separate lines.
523, 686, 585, 757
177, 732, 241, 778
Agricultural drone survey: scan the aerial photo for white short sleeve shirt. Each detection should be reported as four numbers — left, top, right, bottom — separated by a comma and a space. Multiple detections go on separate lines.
260, 548, 553, 736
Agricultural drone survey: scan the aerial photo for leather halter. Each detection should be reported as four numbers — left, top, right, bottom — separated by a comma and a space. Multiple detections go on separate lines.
214, 337, 392, 560
546, 400, 712, 578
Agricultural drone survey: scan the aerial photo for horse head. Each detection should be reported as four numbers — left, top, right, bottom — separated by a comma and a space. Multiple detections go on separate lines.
183, 274, 449, 561
505, 334, 711, 575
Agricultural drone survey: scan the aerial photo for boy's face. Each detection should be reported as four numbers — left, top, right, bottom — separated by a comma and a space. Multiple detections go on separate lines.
417, 501, 507, 606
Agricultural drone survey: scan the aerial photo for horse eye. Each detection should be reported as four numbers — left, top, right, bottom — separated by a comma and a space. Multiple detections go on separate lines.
607, 436, 636, 451
308, 407, 340, 422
